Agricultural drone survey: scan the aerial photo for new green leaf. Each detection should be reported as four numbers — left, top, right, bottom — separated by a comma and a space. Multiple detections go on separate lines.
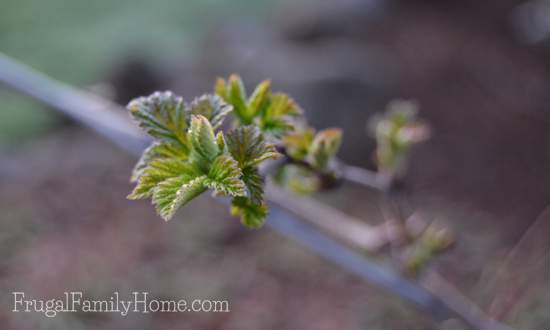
215, 75, 302, 135
128, 91, 188, 144
247, 80, 271, 117
189, 94, 232, 130
218, 75, 252, 123
153, 175, 208, 221
226, 125, 280, 168
308, 128, 342, 170
241, 166, 264, 204
188, 115, 220, 167
131, 141, 189, 182
282, 128, 314, 161
259, 93, 302, 136
205, 155, 246, 197
128, 158, 199, 199
231, 196, 268, 228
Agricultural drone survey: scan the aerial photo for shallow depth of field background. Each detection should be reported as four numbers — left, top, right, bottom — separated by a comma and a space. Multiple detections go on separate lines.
1, 0, 550, 329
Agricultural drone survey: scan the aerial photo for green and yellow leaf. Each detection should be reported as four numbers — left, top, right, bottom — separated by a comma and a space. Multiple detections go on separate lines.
241, 166, 264, 204
127, 91, 188, 144
153, 175, 207, 221
205, 155, 246, 197
308, 128, 342, 170
188, 115, 220, 168
247, 79, 271, 117
227, 74, 250, 123
128, 158, 199, 199
189, 94, 232, 130
226, 126, 280, 169
231, 196, 268, 228
131, 141, 190, 182
282, 128, 315, 161
260, 93, 302, 136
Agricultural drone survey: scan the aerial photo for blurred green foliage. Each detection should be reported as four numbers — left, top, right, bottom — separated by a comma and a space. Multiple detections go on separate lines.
0, 91, 60, 144
0, 0, 273, 145
369, 100, 430, 180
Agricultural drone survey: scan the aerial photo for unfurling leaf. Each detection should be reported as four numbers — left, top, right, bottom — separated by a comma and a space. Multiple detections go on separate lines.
282, 128, 315, 161
278, 127, 341, 194
216, 131, 226, 152
226, 126, 280, 168
231, 196, 268, 228
128, 158, 199, 200
215, 74, 251, 123
226, 126, 278, 211
259, 93, 302, 136
153, 175, 207, 221
247, 80, 271, 117
188, 115, 220, 167
189, 94, 232, 130
404, 225, 454, 274
227, 75, 251, 123
283, 128, 342, 172
215, 75, 302, 136
266, 93, 301, 117
205, 155, 246, 197
131, 142, 189, 182
241, 166, 264, 204
371, 99, 430, 178
308, 128, 342, 170
214, 78, 227, 99
128, 91, 188, 144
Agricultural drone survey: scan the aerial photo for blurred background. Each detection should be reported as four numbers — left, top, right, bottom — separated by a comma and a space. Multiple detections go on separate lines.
2, 0, 550, 329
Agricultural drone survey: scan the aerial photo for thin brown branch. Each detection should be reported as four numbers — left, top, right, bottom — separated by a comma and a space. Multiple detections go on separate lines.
338, 162, 391, 191
265, 181, 389, 251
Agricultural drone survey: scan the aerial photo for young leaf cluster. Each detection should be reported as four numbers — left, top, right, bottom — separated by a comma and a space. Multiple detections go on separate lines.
274, 127, 342, 194
404, 225, 454, 275
282, 128, 342, 171
128, 76, 344, 227
215, 74, 302, 136
127, 91, 279, 227
369, 100, 430, 179
216, 75, 343, 195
